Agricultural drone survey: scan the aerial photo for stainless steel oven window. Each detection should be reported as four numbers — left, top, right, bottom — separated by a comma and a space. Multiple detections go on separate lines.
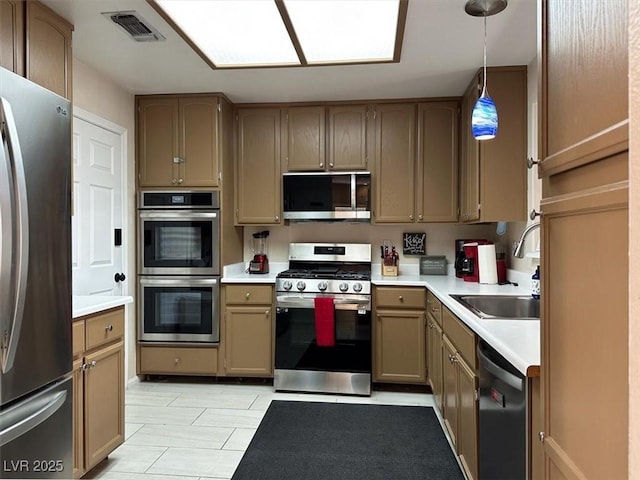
138, 276, 220, 343
138, 210, 220, 275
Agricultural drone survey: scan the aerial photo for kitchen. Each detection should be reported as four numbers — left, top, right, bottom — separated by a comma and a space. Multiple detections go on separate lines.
0, 1, 635, 479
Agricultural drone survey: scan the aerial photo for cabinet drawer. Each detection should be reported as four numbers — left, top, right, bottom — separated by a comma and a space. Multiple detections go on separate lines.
375, 287, 426, 309
85, 308, 124, 351
226, 285, 272, 305
426, 290, 442, 326
72, 320, 85, 358
139, 346, 218, 375
443, 307, 477, 369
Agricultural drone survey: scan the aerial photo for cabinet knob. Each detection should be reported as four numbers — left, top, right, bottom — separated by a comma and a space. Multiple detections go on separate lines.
245, 292, 251, 299
329, 163, 334, 168
177, 178, 184, 184
89, 360, 97, 369
530, 209, 542, 220
409, 214, 414, 220
398, 295, 403, 302
418, 214, 423, 221
174, 357, 180, 365
81, 363, 88, 371
265, 310, 270, 316
319, 162, 324, 168
274, 215, 280, 222
105, 324, 113, 332
171, 179, 177, 184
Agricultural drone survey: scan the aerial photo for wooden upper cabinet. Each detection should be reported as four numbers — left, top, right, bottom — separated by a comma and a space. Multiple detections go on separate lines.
26, 1, 73, 99
179, 96, 220, 187
0, 0, 25, 75
417, 101, 459, 222
137, 95, 222, 188
285, 106, 325, 171
328, 105, 368, 170
372, 103, 416, 223
137, 97, 179, 187
460, 66, 527, 223
540, 0, 628, 176
235, 108, 282, 225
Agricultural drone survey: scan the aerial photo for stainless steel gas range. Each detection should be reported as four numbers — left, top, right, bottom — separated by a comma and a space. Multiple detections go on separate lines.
274, 243, 372, 396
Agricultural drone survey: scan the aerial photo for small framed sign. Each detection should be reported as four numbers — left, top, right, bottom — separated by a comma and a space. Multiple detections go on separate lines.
403, 232, 426, 255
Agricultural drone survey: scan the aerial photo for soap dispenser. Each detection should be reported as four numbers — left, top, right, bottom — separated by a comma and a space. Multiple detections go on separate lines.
531, 266, 541, 299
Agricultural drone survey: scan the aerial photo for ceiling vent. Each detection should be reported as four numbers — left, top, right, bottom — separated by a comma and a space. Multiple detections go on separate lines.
102, 11, 166, 42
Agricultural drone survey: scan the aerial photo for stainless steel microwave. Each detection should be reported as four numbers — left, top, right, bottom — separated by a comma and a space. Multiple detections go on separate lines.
282, 171, 371, 221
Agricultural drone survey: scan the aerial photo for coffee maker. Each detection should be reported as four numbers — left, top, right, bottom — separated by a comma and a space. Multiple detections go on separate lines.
249, 230, 270, 274
455, 239, 486, 278
461, 240, 491, 282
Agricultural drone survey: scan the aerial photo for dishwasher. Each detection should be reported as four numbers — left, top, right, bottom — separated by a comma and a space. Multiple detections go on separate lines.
477, 340, 526, 479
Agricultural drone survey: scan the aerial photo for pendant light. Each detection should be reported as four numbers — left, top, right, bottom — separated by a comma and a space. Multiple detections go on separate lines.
465, 0, 507, 140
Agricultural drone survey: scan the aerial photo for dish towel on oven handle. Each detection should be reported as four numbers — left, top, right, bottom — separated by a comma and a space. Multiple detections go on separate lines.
314, 297, 335, 347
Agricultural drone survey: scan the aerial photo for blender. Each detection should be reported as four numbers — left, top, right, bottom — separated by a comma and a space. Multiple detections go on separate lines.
249, 231, 270, 274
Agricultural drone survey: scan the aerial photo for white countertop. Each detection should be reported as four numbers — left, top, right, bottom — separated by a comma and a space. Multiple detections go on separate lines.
73, 295, 134, 318
221, 263, 539, 376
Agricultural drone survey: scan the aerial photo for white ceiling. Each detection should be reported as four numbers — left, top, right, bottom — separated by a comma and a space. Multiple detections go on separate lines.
42, 0, 537, 103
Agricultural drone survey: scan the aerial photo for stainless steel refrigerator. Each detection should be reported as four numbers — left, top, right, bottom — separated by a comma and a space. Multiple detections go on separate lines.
0, 68, 72, 478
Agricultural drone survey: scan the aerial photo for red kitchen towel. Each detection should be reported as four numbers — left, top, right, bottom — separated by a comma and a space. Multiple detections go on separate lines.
314, 297, 335, 347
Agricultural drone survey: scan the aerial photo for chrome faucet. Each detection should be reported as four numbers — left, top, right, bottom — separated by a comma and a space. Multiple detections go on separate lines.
513, 222, 540, 258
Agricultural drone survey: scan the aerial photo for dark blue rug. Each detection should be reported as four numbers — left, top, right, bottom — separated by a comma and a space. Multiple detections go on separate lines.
231, 400, 464, 480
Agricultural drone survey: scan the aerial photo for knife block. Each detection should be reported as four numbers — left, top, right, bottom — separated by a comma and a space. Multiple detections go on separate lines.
381, 264, 398, 276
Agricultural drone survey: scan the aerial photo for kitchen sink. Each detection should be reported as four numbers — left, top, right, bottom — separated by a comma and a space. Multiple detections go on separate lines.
449, 294, 540, 320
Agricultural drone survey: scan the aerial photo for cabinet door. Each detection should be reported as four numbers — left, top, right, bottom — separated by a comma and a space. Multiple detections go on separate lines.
478, 67, 527, 222
179, 97, 220, 187
417, 102, 458, 222
225, 306, 273, 376
285, 106, 325, 171
427, 321, 444, 412
373, 103, 416, 223
328, 105, 368, 170
72, 358, 84, 479
235, 108, 282, 224
137, 97, 179, 187
457, 357, 478, 480
84, 341, 124, 471
374, 309, 425, 383
460, 76, 480, 222
0, 0, 24, 75
26, 1, 72, 99
442, 335, 458, 447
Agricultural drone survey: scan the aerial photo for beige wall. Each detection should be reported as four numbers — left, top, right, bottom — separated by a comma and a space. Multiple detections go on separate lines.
243, 222, 496, 269
629, 1, 639, 476
72, 58, 137, 382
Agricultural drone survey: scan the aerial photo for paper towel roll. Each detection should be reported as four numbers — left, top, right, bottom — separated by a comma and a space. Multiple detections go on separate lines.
478, 244, 498, 284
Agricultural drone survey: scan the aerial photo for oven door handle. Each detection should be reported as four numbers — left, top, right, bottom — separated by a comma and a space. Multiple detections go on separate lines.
276, 296, 371, 311
138, 211, 218, 219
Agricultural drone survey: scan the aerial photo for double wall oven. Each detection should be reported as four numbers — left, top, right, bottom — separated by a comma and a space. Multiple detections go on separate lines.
138, 191, 220, 343
275, 243, 372, 396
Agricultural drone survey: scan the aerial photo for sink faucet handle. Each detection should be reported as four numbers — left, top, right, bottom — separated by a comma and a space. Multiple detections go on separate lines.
530, 209, 542, 221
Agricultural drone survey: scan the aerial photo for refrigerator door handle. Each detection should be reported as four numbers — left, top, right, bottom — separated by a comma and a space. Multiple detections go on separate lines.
0, 390, 66, 447
0, 97, 30, 374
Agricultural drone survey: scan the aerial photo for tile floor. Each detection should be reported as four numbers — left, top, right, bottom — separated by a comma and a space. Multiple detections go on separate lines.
85, 379, 437, 480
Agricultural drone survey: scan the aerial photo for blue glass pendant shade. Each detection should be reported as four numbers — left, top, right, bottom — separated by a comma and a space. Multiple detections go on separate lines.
471, 92, 498, 140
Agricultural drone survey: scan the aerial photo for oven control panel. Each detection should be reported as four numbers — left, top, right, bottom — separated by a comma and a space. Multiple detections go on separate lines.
276, 278, 370, 295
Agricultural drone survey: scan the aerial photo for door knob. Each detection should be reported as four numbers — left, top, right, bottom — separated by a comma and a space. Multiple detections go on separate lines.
114, 272, 126, 283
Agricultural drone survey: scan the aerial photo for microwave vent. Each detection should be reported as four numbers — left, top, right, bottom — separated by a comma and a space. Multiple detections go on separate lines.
103, 11, 166, 42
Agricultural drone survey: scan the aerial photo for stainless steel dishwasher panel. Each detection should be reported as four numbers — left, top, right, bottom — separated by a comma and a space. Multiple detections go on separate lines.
477, 340, 526, 480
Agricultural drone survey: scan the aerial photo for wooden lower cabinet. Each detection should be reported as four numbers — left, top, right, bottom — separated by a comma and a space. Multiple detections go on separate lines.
438, 309, 479, 480
139, 346, 218, 375
72, 307, 125, 478
223, 284, 274, 377
84, 341, 124, 471
374, 310, 426, 383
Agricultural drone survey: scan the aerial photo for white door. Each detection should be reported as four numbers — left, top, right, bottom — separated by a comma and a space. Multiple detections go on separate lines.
72, 115, 124, 295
